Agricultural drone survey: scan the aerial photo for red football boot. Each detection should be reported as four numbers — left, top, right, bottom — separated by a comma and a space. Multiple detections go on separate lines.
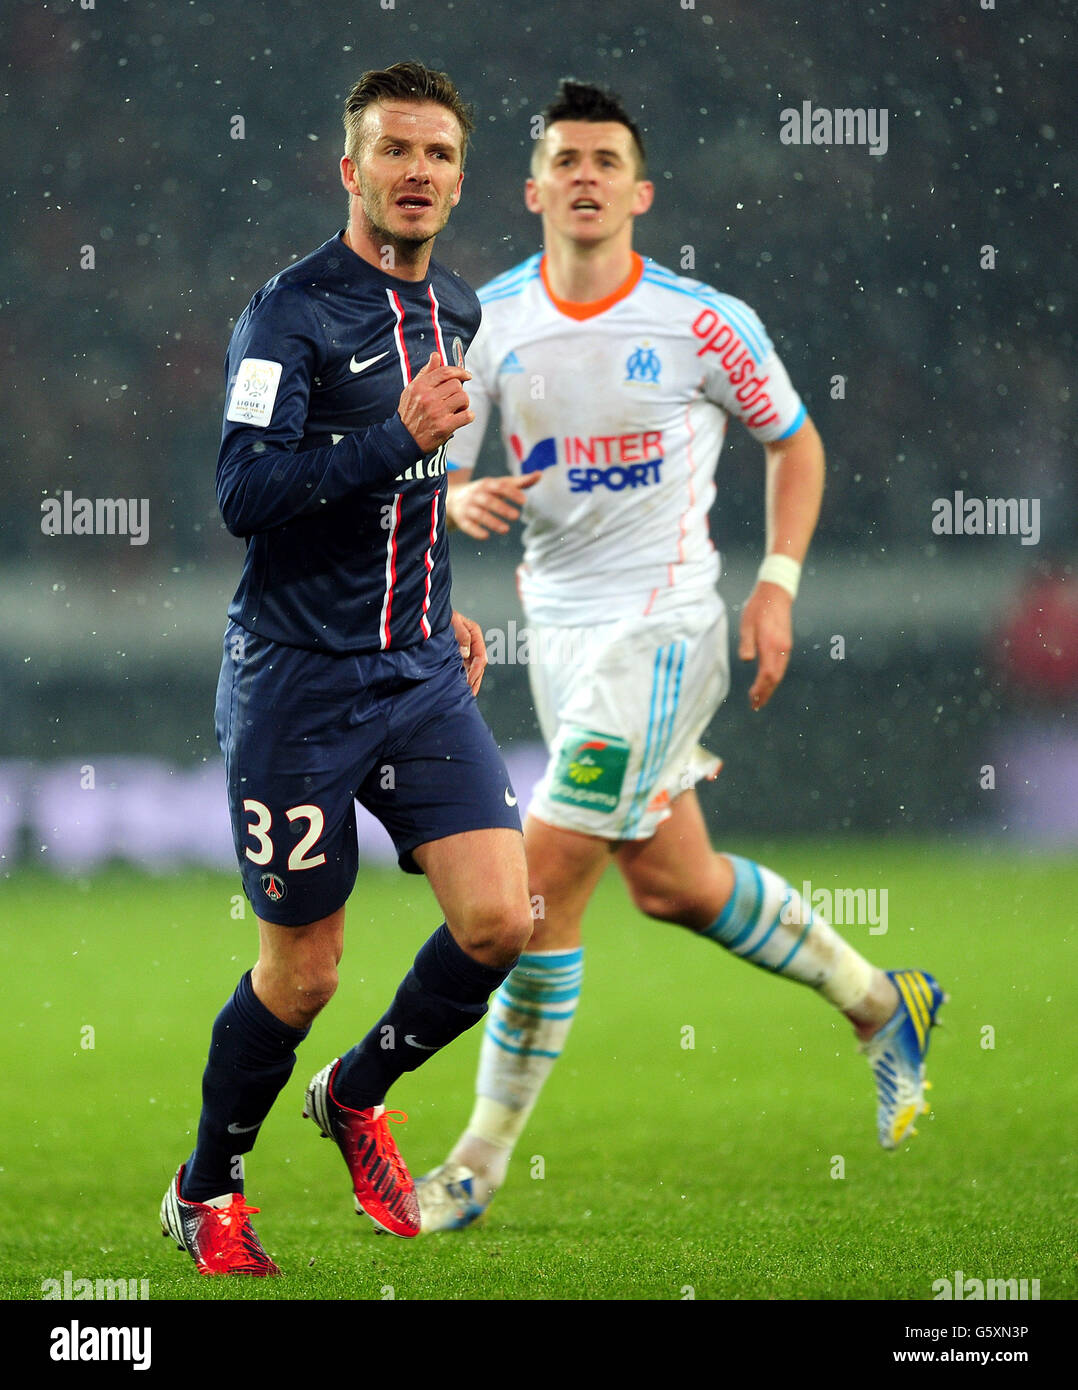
303, 1059, 420, 1237
160, 1166, 282, 1276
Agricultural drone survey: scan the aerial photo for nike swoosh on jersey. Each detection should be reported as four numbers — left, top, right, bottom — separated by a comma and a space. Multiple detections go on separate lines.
504, 788, 518, 807
349, 350, 390, 374
404, 1034, 439, 1051
226, 1121, 261, 1135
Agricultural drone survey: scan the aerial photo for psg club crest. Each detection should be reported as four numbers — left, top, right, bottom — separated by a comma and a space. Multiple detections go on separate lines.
260, 872, 287, 902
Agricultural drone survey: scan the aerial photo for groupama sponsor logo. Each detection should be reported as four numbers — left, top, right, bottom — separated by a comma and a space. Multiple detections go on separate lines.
568, 740, 610, 784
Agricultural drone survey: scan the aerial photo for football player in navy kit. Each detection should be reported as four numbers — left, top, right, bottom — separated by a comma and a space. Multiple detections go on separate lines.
160, 63, 533, 1274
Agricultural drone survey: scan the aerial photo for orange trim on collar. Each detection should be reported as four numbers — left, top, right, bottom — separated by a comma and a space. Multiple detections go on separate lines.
539, 252, 644, 320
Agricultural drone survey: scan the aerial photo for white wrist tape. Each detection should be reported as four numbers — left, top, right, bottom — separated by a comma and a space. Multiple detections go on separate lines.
757, 554, 801, 600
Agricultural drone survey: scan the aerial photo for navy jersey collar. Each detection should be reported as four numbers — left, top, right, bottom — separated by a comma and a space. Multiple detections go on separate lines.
326, 229, 439, 295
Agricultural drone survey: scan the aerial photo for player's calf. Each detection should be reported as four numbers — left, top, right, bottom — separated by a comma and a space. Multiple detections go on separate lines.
624, 872, 731, 930
316, 922, 522, 1124
696, 855, 947, 1147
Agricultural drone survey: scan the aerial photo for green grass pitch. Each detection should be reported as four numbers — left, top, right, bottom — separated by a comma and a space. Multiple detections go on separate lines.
2, 840, 1074, 1302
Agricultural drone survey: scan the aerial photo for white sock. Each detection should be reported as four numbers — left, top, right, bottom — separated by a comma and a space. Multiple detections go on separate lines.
702, 855, 875, 1011
450, 948, 584, 1191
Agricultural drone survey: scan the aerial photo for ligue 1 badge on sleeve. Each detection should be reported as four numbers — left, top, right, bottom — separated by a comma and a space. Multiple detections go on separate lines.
451, 336, 465, 369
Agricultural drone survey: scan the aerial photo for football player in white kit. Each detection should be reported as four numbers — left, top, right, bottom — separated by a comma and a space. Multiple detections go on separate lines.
416, 81, 945, 1232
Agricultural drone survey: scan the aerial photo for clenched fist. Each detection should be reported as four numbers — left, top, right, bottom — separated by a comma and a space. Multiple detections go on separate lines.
398, 352, 474, 455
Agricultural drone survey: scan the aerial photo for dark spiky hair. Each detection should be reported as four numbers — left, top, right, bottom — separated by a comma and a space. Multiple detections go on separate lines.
533, 79, 646, 176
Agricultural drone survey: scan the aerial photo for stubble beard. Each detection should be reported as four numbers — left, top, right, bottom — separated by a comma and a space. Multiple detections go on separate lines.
358, 185, 451, 267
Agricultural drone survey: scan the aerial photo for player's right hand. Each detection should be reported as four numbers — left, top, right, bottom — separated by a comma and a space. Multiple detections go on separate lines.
739, 580, 794, 711
451, 608, 487, 695
447, 472, 542, 539
398, 352, 474, 455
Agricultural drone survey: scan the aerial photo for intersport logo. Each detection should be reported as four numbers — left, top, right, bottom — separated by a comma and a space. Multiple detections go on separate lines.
510, 432, 665, 493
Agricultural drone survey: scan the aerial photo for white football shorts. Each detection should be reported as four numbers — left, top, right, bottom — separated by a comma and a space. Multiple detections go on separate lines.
525, 587, 729, 840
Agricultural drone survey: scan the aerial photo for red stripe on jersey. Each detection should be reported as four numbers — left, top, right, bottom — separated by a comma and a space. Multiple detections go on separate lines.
387, 290, 412, 384
427, 285, 448, 363
379, 494, 402, 650
674, 401, 699, 568
419, 494, 439, 639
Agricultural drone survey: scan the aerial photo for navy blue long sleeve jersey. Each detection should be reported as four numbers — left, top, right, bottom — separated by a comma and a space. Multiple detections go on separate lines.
216, 231, 480, 656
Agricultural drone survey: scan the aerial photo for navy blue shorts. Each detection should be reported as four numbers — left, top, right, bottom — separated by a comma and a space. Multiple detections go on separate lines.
215, 621, 521, 926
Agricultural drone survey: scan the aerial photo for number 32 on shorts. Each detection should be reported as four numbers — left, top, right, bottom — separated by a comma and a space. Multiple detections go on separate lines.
242, 799, 327, 870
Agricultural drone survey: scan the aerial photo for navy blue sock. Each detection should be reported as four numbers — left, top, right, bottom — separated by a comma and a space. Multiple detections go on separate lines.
333, 924, 516, 1111
182, 971, 309, 1202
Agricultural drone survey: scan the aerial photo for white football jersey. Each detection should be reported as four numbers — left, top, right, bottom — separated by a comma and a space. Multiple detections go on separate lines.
447, 252, 806, 626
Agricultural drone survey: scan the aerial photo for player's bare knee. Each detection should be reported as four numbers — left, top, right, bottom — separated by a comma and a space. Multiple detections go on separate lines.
482, 912, 533, 963
455, 897, 533, 966
290, 968, 338, 1024
629, 878, 711, 929
505, 902, 536, 956
623, 862, 671, 918
631, 881, 678, 922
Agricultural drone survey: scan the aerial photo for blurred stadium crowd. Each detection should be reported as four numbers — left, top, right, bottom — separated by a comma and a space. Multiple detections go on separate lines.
5, 0, 1073, 567
1, 1, 1074, 856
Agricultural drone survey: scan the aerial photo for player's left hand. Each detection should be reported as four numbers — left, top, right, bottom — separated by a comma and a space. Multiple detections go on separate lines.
738, 581, 794, 711
447, 472, 541, 539
452, 609, 487, 696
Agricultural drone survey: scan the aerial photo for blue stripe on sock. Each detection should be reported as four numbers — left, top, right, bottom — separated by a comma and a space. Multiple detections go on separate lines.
502, 981, 582, 1006
484, 946, 583, 1059
507, 962, 584, 984
494, 949, 583, 1017
495, 998, 579, 1021
769, 911, 816, 974
704, 856, 764, 949
739, 898, 790, 961
704, 881, 741, 939
722, 860, 767, 951
517, 949, 584, 967
487, 1027, 562, 1060
506, 967, 583, 983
